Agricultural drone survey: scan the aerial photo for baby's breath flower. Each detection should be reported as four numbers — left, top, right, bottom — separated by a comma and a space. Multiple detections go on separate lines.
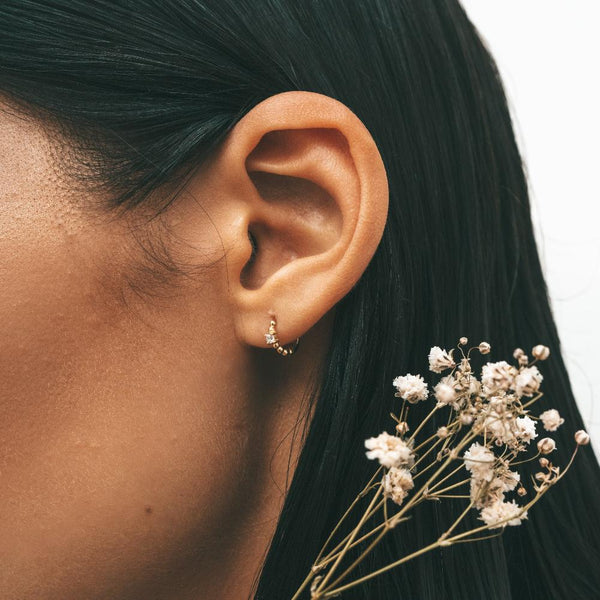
488, 394, 512, 413
365, 431, 414, 468
428, 346, 456, 373
515, 416, 538, 443
497, 465, 521, 492
477, 408, 515, 446
436, 426, 449, 438
481, 361, 517, 394
537, 437, 556, 455
479, 499, 528, 528
470, 468, 519, 509
470, 476, 505, 509
531, 345, 550, 360
395, 421, 409, 435
458, 357, 472, 374
434, 380, 456, 405
539, 408, 565, 432
298, 338, 584, 600
467, 376, 482, 397
478, 341, 491, 354
463, 442, 495, 481
514, 366, 543, 398
575, 430, 590, 445
460, 413, 474, 425
515, 365, 543, 398
382, 467, 414, 506
393, 374, 429, 404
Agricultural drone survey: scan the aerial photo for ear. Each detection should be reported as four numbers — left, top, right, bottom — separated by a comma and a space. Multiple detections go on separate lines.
195, 91, 388, 350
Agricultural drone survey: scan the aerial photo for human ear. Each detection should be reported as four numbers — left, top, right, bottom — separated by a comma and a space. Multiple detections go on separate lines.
194, 90, 389, 350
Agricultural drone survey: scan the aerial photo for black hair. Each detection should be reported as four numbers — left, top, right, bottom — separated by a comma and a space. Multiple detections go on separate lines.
1, 1, 598, 598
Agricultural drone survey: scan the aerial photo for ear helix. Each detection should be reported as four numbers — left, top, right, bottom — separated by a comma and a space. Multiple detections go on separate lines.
264, 316, 300, 357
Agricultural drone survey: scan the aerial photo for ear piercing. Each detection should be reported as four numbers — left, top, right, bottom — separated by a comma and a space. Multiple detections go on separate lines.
264, 316, 300, 356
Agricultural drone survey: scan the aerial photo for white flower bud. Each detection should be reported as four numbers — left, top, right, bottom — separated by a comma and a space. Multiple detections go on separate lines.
382, 466, 414, 506
513, 347, 525, 359
481, 361, 516, 394
459, 337, 468, 345
365, 431, 415, 468
434, 381, 456, 405
531, 345, 550, 360
428, 347, 456, 373
537, 437, 556, 455
478, 341, 491, 354
539, 457, 549, 468
575, 430, 590, 445
518, 354, 529, 366
395, 421, 409, 435
515, 366, 543, 398
393, 374, 429, 403
436, 426, 449, 438
539, 409, 564, 432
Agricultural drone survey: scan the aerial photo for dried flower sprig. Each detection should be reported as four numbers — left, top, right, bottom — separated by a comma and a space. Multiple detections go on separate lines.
291, 338, 590, 600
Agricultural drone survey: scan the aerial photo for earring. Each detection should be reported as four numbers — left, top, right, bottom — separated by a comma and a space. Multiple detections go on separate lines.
264, 316, 300, 356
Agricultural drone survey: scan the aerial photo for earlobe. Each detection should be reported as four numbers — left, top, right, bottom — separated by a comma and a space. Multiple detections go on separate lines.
207, 91, 389, 351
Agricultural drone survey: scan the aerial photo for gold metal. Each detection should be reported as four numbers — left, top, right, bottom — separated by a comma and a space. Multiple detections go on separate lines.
264, 317, 300, 356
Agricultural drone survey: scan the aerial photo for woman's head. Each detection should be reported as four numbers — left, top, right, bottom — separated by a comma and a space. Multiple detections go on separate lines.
1, 85, 389, 597
1, 1, 598, 599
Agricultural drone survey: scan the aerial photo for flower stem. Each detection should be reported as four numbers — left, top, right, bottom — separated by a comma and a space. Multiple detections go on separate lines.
291, 467, 384, 600
317, 498, 386, 565
427, 463, 467, 493
320, 519, 390, 595
313, 485, 383, 594
439, 500, 475, 541
408, 405, 439, 445
313, 466, 383, 565
316, 513, 410, 571
319, 537, 445, 598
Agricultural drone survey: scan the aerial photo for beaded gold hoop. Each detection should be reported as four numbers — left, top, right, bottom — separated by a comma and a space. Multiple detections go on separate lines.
264, 317, 300, 356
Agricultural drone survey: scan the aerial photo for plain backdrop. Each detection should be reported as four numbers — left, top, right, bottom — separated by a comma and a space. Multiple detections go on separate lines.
459, 1, 600, 458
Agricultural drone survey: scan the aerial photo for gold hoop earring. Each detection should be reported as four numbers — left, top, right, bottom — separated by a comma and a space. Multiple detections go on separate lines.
264, 317, 300, 356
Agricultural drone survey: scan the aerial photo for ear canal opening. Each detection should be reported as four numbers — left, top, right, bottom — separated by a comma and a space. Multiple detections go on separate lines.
247, 229, 258, 261
240, 225, 259, 288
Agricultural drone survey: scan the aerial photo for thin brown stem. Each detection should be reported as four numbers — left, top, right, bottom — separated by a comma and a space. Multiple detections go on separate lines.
317, 497, 385, 565
408, 405, 440, 445
321, 521, 390, 594
428, 478, 470, 496
319, 537, 444, 598
427, 463, 468, 493
313, 466, 383, 565
314, 485, 383, 594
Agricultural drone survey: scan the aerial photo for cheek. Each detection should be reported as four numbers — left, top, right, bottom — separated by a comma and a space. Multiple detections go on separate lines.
0, 298, 256, 598
0, 208, 256, 598
0, 392, 255, 598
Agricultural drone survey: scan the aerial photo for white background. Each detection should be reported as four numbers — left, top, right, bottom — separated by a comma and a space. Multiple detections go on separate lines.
460, 1, 600, 458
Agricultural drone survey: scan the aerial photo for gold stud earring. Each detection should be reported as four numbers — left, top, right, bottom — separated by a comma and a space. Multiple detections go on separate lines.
264, 316, 300, 356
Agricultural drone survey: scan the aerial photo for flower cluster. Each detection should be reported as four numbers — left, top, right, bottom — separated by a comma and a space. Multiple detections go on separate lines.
364, 339, 561, 527
296, 337, 591, 600
364, 431, 414, 469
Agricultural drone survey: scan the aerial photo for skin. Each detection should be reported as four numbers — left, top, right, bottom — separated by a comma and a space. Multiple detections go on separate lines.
0, 90, 389, 599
